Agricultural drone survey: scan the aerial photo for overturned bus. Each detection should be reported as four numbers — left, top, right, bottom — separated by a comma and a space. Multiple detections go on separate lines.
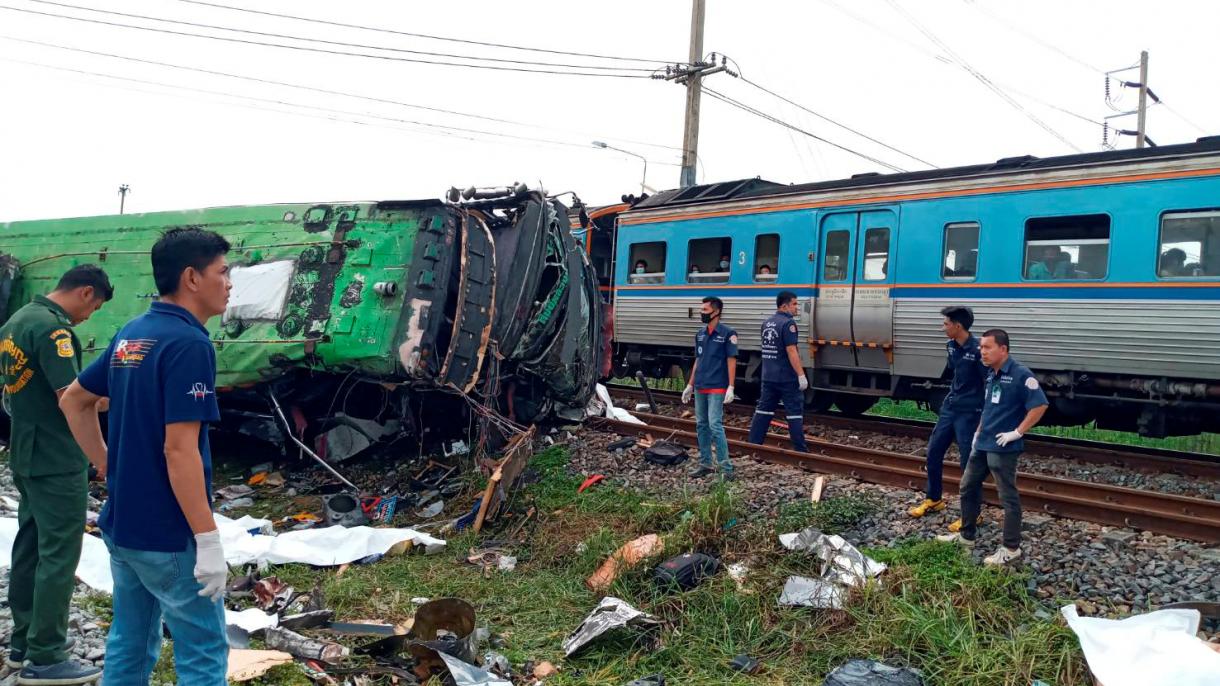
0, 185, 602, 459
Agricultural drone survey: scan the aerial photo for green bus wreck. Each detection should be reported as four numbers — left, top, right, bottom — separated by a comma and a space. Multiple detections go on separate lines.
0, 185, 602, 461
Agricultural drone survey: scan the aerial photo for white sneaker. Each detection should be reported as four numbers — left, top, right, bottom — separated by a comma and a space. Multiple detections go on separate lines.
984, 546, 1022, 566
935, 532, 974, 547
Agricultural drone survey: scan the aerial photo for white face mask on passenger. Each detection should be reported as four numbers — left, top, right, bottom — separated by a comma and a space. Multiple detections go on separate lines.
635, 267, 645, 274
718, 261, 729, 270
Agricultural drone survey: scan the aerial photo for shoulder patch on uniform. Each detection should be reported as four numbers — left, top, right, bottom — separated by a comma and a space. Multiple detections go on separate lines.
1025, 377, 1040, 390
729, 334, 738, 345
56, 337, 74, 358
789, 324, 797, 333
48, 328, 70, 340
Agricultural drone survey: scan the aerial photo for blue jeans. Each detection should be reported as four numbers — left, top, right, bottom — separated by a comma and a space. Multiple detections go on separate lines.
747, 378, 808, 452
925, 408, 981, 501
101, 535, 228, 686
694, 391, 732, 472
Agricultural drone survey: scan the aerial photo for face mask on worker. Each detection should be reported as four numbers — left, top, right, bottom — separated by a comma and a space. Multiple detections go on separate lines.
700, 312, 714, 324
635, 266, 645, 274
719, 260, 729, 270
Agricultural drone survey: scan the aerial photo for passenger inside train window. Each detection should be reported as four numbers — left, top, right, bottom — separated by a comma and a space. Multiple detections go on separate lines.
687, 237, 731, 283
1026, 246, 1059, 280
942, 222, 980, 280
1024, 214, 1110, 280
1159, 210, 1220, 277
754, 234, 780, 281
628, 242, 666, 284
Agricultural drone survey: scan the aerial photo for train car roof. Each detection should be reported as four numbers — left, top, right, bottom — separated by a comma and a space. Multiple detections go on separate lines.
633, 135, 1220, 210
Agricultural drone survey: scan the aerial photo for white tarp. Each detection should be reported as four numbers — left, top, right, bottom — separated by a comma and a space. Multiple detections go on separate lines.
591, 383, 644, 425
1061, 604, 1220, 686
223, 260, 295, 322
2, 513, 446, 595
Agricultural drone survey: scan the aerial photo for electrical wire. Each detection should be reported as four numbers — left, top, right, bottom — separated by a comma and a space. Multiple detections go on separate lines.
24, 0, 659, 72
1161, 102, 1209, 136
884, 0, 1082, 152
963, 0, 1105, 75
0, 35, 683, 152
169, 0, 687, 66
702, 87, 907, 173
0, 4, 654, 78
740, 75, 938, 168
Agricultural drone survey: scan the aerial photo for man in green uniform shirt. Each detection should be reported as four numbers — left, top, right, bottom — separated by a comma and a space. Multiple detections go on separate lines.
3, 264, 112, 684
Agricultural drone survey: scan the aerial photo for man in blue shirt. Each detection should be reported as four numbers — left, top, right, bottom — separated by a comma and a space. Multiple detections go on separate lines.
938, 329, 1048, 566
747, 291, 808, 452
909, 306, 984, 523
60, 228, 233, 685
682, 296, 737, 480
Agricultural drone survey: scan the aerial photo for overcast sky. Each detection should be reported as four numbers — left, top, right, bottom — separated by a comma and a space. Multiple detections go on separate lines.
1, 0, 1216, 221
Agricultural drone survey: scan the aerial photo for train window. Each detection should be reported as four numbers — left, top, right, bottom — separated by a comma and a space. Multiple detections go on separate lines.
861, 227, 890, 280
754, 234, 779, 281
1023, 214, 1110, 280
942, 222, 979, 280
628, 241, 665, 284
823, 230, 850, 281
687, 237, 731, 284
1159, 211, 1220, 278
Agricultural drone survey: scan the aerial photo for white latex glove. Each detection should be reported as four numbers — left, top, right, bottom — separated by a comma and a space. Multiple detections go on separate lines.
995, 429, 1023, 447
798, 375, 809, 392
194, 530, 228, 602
971, 432, 979, 451
682, 385, 694, 404
724, 386, 735, 404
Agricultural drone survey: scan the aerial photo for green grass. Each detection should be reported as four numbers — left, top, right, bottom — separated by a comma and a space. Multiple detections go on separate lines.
868, 398, 1220, 455
151, 446, 1087, 685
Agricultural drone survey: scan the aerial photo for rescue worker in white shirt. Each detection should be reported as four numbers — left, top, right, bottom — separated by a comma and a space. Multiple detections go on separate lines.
747, 291, 808, 452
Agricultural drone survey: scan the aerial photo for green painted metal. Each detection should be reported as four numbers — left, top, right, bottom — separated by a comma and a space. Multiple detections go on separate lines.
0, 201, 443, 388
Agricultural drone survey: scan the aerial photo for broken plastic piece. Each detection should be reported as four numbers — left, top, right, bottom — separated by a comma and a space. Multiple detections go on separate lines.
586, 534, 664, 593
623, 675, 665, 686
216, 484, 255, 500
417, 500, 445, 519
563, 597, 661, 657
577, 474, 605, 494
438, 652, 512, 686
822, 659, 924, 686
729, 654, 761, 674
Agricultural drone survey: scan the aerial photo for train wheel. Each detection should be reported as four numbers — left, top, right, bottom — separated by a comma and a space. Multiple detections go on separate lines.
806, 389, 835, 413
834, 394, 877, 417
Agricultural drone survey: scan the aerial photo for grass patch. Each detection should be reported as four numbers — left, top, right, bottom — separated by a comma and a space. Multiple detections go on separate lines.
774, 493, 880, 536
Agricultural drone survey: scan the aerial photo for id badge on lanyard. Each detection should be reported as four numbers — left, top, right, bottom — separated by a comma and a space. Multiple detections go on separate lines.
990, 382, 1001, 404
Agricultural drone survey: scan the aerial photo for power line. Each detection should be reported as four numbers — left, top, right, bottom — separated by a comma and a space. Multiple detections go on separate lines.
0, 4, 654, 78
1161, 102, 1209, 136
0, 35, 683, 152
169, 0, 686, 66
884, 0, 1083, 153
739, 76, 938, 168
703, 87, 907, 172
25, 0, 658, 72
1, 56, 683, 162
963, 0, 1104, 75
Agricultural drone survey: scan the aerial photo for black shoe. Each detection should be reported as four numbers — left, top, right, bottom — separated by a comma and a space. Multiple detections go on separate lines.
688, 465, 715, 478
720, 471, 736, 482
17, 660, 102, 685
7, 639, 77, 669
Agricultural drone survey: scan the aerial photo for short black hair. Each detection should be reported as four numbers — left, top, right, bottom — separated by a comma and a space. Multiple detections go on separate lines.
777, 290, 797, 308
940, 305, 974, 331
981, 328, 1010, 350
702, 295, 723, 314
55, 264, 113, 302
151, 228, 231, 296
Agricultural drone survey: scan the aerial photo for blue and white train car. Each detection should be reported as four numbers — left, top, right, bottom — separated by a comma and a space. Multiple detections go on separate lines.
609, 137, 1220, 436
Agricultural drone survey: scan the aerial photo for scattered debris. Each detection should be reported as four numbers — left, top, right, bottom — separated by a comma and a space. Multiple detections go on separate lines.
577, 474, 606, 494
587, 534, 664, 592
822, 660, 924, 686
653, 552, 720, 592
226, 608, 280, 634
417, 500, 445, 519
623, 674, 665, 686
253, 577, 295, 613
326, 621, 406, 637
533, 661, 558, 679
1062, 604, 1220, 686
323, 493, 369, 528
227, 649, 294, 682
606, 436, 638, 452
779, 528, 887, 587
438, 652, 512, 686
564, 597, 662, 657
278, 610, 334, 631
726, 562, 751, 591
263, 471, 286, 488
591, 384, 644, 425
408, 598, 480, 675
643, 441, 687, 467
264, 627, 349, 664
218, 497, 255, 512
466, 546, 518, 576
777, 576, 847, 609
811, 476, 826, 503
729, 654, 762, 674
216, 484, 255, 501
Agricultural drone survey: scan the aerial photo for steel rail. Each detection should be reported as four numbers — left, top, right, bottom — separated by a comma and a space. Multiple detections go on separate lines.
593, 411, 1220, 543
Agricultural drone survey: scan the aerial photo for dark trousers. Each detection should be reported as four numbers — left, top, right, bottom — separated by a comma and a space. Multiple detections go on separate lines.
8, 468, 87, 665
960, 450, 1022, 549
925, 408, 980, 501
747, 378, 808, 452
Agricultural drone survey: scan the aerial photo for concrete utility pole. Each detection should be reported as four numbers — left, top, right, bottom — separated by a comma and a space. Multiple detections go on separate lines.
680, 0, 706, 188
1135, 50, 1149, 149
118, 184, 130, 214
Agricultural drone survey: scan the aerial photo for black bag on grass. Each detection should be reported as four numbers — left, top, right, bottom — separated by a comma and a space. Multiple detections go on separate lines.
653, 553, 720, 591
643, 441, 687, 466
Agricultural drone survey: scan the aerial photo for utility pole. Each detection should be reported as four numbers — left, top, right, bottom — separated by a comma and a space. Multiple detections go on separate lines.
1135, 50, 1149, 148
679, 0, 705, 189
118, 184, 130, 214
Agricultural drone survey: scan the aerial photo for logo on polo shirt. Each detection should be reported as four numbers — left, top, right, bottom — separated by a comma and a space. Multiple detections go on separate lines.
187, 382, 214, 400
113, 339, 157, 367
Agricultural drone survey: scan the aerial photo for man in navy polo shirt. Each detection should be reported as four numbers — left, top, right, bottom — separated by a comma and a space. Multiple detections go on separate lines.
682, 296, 737, 480
938, 328, 1048, 566
60, 228, 232, 685
747, 290, 808, 452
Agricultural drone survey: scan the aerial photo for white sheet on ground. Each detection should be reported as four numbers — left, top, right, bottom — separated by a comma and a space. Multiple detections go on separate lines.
226, 608, 280, 633
2, 514, 446, 595
1061, 604, 1220, 686
592, 383, 644, 425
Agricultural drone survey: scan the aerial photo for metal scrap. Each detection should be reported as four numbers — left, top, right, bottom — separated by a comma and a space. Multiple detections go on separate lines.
777, 528, 886, 609
563, 597, 662, 657
437, 653, 511, 686
252, 577, 295, 613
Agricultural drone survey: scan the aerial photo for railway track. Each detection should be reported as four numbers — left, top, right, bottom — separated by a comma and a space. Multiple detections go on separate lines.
605, 384, 1220, 480
591, 410, 1220, 544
